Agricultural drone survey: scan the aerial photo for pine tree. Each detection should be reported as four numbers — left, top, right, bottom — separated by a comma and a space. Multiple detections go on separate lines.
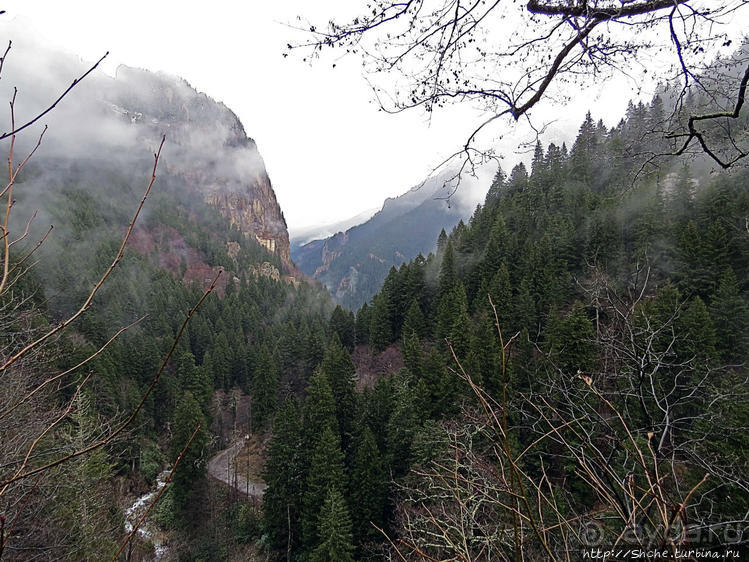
405, 255, 427, 304
438, 240, 457, 299
369, 293, 392, 352
677, 296, 717, 362
710, 269, 749, 363
481, 217, 510, 281
545, 302, 596, 375
329, 305, 356, 351
507, 162, 529, 194
511, 278, 536, 335
350, 426, 387, 544
414, 349, 445, 417
310, 488, 355, 562
544, 142, 566, 193
302, 369, 338, 444
437, 228, 448, 253
669, 163, 695, 221
507, 327, 535, 398
355, 302, 371, 345
486, 165, 506, 203
320, 335, 357, 455
467, 308, 500, 393
488, 262, 512, 313
263, 398, 305, 552
385, 372, 423, 475
171, 391, 209, 513
277, 321, 300, 380
448, 285, 471, 361
570, 111, 596, 185
436, 281, 468, 346
402, 329, 424, 380
402, 298, 426, 339
302, 426, 348, 550
251, 345, 279, 429
303, 322, 327, 379
207, 331, 232, 389
530, 140, 547, 183
175, 351, 212, 412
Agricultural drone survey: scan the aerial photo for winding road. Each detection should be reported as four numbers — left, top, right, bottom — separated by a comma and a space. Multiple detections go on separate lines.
206, 440, 267, 498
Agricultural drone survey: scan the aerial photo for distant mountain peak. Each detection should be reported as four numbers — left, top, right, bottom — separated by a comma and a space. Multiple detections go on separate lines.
291, 171, 487, 309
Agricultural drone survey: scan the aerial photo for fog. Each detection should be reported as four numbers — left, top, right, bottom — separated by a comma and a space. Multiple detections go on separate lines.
0, 24, 271, 200
0, 24, 299, 323
291, 163, 495, 243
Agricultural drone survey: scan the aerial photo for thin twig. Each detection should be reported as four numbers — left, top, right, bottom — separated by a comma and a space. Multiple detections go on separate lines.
110, 422, 203, 561
0, 53, 108, 140
0, 268, 221, 487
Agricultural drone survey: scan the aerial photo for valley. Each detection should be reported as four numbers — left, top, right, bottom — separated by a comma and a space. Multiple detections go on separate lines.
1, 6, 748, 562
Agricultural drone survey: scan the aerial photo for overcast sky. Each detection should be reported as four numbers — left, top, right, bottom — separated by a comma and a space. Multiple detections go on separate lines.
1, 1, 651, 233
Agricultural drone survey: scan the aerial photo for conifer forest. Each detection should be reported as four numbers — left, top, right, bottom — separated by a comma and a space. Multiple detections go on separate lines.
1, 2, 749, 561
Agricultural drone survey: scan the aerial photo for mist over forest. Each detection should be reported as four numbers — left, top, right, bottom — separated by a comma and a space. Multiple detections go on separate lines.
1, 4, 749, 562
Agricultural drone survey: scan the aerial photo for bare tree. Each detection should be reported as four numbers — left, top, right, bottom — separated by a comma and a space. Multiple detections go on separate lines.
384, 290, 748, 560
295, 1, 749, 174
0, 43, 213, 560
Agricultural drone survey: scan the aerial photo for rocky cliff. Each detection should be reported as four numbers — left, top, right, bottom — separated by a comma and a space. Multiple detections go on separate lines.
104, 66, 290, 261
204, 172, 289, 261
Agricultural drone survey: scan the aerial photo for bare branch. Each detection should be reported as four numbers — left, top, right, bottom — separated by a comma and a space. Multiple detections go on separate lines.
669, 62, 749, 168
0, 268, 222, 487
0, 315, 146, 423
0, 52, 108, 141
0, 135, 166, 373
527, 0, 691, 18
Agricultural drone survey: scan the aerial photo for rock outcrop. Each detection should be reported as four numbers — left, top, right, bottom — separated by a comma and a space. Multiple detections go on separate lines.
104, 66, 290, 261
205, 172, 290, 262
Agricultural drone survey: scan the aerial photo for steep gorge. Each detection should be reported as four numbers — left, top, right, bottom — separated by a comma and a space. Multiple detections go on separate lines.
292, 171, 483, 309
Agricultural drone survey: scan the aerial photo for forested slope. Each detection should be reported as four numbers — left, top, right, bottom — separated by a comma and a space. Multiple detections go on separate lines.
263, 96, 749, 559
2, 154, 339, 559
292, 172, 480, 310
2, 34, 749, 562
0, 44, 331, 559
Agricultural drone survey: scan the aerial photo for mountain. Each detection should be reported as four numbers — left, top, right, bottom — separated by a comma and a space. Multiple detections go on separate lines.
4, 27, 749, 562
291, 172, 486, 309
3, 38, 290, 268
105, 66, 291, 262
290, 206, 379, 246
1, 36, 332, 559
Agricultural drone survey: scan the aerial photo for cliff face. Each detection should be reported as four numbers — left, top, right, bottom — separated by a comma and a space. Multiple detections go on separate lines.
205, 171, 289, 261
104, 66, 290, 261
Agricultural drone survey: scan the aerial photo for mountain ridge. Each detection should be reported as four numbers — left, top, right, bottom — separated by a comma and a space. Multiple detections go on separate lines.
106, 65, 291, 262
1, 42, 291, 267
291, 171, 486, 309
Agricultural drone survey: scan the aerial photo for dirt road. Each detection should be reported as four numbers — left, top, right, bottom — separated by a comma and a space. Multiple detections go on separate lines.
206, 441, 266, 498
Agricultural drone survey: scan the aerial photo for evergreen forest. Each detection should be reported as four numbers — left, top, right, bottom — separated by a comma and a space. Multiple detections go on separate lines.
262, 100, 749, 560
1, 29, 749, 562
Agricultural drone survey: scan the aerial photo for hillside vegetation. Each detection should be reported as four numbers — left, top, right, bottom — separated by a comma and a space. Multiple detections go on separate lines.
263, 98, 749, 559
1, 38, 748, 562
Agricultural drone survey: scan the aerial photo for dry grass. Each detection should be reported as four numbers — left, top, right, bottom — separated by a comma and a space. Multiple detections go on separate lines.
231, 432, 268, 484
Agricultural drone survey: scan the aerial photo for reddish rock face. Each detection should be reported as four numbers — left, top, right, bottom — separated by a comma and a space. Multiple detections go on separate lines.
107, 66, 291, 264
204, 170, 290, 263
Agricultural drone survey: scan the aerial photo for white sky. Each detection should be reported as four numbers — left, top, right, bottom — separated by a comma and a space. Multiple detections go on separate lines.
1, 1, 654, 234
